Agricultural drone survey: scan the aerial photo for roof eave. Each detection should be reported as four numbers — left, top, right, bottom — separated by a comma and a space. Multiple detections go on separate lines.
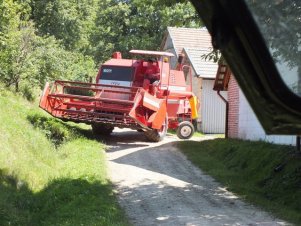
182, 48, 198, 75
167, 27, 179, 58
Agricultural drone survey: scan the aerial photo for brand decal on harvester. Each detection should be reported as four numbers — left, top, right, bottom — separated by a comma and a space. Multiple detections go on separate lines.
103, 68, 112, 73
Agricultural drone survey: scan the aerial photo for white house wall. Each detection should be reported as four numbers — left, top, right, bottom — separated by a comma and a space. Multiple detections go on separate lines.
201, 79, 227, 133
192, 74, 202, 117
238, 89, 296, 145
162, 34, 178, 68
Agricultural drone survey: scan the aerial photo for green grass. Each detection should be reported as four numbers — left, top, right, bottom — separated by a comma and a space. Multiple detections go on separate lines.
178, 138, 301, 225
0, 89, 129, 226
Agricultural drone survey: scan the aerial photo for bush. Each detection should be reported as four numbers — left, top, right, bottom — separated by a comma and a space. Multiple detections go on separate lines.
64, 86, 94, 96
20, 85, 35, 101
27, 112, 74, 146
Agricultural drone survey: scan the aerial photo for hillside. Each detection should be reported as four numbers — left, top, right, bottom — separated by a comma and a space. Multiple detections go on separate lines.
0, 89, 129, 225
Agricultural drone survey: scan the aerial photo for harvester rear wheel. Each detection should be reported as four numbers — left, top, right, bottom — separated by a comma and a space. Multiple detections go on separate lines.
176, 121, 194, 139
144, 117, 168, 142
91, 123, 114, 136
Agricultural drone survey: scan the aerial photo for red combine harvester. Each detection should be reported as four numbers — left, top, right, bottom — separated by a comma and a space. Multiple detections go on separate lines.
39, 50, 199, 141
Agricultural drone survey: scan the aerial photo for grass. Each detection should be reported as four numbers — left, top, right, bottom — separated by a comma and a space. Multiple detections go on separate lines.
0, 89, 129, 226
178, 138, 301, 225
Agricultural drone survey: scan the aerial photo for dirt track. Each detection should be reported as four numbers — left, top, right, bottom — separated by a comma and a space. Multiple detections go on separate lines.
105, 128, 289, 226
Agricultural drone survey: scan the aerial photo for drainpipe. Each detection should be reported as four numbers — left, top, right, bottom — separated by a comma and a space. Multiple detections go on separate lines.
217, 90, 228, 138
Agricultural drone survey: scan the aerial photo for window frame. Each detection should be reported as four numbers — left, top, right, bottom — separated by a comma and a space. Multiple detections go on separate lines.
190, 0, 301, 134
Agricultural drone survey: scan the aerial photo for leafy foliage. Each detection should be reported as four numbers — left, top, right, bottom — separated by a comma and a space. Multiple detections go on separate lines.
0, 0, 96, 96
0, 22, 37, 92
246, 1, 300, 69
31, 36, 96, 88
246, 0, 301, 93
27, 112, 73, 146
90, 0, 201, 63
0, 0, 200, 96
31, 0, 100, 52
0, 25, 96, 93
201, 48, 222, 64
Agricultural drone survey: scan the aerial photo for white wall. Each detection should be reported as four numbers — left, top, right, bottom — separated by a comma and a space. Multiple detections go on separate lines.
238, 89, 296, 145
190, 71, 202, 117
201, 79, 227, 134
162, 34, 178, 69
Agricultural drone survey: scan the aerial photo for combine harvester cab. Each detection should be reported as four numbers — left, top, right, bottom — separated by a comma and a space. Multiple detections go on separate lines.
39, 50, 199, 142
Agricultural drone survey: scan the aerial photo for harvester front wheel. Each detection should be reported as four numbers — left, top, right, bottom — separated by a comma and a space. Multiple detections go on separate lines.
144, 117, 168, 142
92, 123, 114, 136
176, 121, 194, 139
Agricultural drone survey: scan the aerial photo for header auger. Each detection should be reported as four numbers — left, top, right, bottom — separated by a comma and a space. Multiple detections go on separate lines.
39, 50, 199, 142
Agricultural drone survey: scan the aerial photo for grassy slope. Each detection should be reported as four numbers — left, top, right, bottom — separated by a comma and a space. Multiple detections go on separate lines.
0, 90, 129, 226
178, 138, 301, 225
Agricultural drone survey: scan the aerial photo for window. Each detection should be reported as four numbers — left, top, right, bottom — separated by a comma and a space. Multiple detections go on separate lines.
244, 0, 301, 96
100, 66, 133, 82
190, 0, 301, 134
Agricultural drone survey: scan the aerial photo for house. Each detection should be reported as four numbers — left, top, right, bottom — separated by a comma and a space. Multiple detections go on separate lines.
161, 27, 227, 133
227, 74, 296, 145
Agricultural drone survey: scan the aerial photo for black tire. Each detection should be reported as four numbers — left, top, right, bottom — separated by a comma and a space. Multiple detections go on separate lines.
176, 121, 195, 139
91, 123, 114, 135
144, 116, 168, 142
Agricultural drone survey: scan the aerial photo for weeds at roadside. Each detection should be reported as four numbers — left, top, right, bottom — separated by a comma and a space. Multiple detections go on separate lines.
178, 138, 301, 225
27, 112, 99, 147
27, 113, 73, 146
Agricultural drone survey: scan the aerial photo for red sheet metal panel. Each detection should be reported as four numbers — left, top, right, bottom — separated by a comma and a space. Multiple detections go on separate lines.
150, 101, 167, 130
143, 92, 161, 111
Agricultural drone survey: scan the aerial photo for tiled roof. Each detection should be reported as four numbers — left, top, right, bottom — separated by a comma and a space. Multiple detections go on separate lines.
167, 27, 213, 56
183, 48, 218, 79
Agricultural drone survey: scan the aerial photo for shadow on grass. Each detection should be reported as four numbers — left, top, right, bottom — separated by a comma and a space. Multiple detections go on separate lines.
0, 169, 127, 226
26, 112, 104, 146
178, 139, 301, 224
27, 111, 159, 150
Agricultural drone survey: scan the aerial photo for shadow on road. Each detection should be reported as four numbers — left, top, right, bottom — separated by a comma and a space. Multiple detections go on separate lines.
106, 130, 287, 226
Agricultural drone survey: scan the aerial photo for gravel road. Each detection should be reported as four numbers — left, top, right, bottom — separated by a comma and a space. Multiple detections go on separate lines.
105, 128, 290, 226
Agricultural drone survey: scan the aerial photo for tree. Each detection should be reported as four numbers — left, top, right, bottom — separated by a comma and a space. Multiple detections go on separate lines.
0, 0, 201, 96
0, 0, 31, 33
0, 0, 35, 92
30, 0, 201, 64
246, 0, 301, 93
32, 36, 96, 89
0, 0, 96, 96
31, 0, 100, 51
90, 0, 201, 63
0, 24, 96, 93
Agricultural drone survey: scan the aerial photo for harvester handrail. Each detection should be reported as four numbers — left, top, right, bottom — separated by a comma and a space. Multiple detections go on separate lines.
61, 85, 137, 95
54, 80, 141, 90
49, 93, 135, 105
